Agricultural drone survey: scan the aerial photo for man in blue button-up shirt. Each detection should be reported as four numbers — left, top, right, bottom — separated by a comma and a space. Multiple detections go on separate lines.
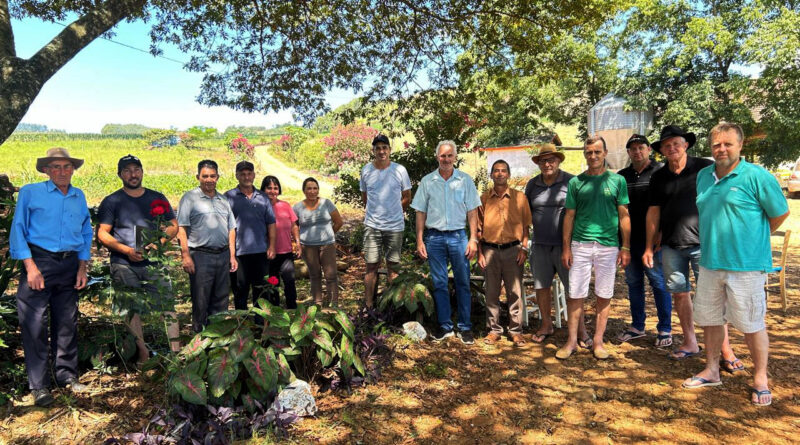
411, 140, 481, 344
9, 147, 92, 407
224, 161, 276, 313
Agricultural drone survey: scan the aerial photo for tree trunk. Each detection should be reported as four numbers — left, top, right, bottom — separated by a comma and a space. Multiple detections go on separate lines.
0, 0, 147, 144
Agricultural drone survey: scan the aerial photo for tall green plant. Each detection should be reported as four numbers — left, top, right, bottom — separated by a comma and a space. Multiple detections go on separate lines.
169, 297, 364, 407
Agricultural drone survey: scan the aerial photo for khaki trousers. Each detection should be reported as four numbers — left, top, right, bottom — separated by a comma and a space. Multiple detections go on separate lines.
483, 246, 524, 335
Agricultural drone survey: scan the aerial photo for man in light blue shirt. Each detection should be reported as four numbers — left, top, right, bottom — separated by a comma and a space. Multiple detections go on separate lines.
411, 140, 481, 344
684, 123, 789, 408
10, 148, 92, 406
359, 134, 411, 308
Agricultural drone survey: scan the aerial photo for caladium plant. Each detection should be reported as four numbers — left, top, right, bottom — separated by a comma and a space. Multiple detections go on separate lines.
377, 270, 435, 320
169, 297, 364, 406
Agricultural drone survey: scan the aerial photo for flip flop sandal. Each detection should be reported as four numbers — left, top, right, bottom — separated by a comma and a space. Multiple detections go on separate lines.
750, 388, 772, 406
555, 347, 575, 360
682, 376, 722, 388
721, 358, 745, 373
617, 329, 646, 343
654, 333, 673, 348
669, 347, 703, 360
578, 338, 594, 349
531, 331, 554, 343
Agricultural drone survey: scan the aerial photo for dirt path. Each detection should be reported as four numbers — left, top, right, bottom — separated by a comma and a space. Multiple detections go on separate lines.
253, 144, 334, 196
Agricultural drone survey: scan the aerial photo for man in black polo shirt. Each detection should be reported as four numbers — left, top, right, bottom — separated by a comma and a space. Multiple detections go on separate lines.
616, 135, 672, 347
643, 126, 740, 368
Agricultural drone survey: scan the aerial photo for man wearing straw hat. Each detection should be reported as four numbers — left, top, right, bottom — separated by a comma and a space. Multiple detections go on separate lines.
9, 147, 92, 407
524, 144, 589, 345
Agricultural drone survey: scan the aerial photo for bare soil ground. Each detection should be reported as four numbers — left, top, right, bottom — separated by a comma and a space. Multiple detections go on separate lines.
2, 202, 799, 445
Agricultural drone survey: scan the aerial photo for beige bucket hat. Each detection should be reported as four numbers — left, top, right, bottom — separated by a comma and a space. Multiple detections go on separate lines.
36, 147, 84, 173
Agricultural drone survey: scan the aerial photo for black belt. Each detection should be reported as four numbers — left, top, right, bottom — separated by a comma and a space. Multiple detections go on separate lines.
426, 228, 463, 233
190, 245, 229, 254
481, 240, 521, 250
28, 244, 76, 260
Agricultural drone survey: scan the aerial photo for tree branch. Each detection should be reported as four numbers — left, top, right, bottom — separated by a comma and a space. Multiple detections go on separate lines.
0, 0, 15, 59
27, 0, 146, 84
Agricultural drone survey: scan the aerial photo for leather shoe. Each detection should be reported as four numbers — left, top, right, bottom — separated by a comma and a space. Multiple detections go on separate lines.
510, 333, 527, 346
484, 332, 502, 344
62, 377, 88, 393
32, 388, 54, 407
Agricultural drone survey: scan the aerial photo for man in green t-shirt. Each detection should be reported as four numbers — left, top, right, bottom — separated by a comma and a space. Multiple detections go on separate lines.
557, 136, 631, 360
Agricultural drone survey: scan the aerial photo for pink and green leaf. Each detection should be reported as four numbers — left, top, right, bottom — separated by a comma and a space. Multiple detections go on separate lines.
172, 369, 207, 405
207, 349, 240, 398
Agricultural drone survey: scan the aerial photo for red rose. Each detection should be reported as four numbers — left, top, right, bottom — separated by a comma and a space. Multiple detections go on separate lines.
268, 276, 279, 286
150, 206, 165, 216
150, 199, 171, 217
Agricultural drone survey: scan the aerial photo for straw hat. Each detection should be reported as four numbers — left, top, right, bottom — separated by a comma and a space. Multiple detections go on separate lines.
531, 144, 565, 163
36, 147, 84, 173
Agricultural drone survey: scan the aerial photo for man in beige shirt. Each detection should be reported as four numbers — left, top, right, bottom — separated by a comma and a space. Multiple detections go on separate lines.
478, 160, 532, 346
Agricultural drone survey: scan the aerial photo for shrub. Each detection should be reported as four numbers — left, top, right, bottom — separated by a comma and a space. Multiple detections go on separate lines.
377, 269, 434, 322
229, 134, 255, 160
294, 138, 327, 171
322, 123, 378, 175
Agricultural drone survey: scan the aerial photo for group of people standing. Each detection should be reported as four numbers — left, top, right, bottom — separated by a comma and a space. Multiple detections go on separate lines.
9, 123, 789, 408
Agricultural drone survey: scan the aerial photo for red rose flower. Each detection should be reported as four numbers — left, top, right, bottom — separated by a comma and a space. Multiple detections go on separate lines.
150, 199, 171, 217
268, 276, 279, 286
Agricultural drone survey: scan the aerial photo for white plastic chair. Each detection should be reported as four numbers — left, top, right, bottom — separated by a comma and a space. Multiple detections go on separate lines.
523, 241, 568, 328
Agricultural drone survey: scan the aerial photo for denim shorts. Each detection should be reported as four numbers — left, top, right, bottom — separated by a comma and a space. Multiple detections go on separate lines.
660, 245, 701, 294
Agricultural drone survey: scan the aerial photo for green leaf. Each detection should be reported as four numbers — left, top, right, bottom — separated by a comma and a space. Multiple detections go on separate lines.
201, 318, 238, 338
317, 348, 335, 367
415, 284, 434, 316
246, 378, 269, 402
228, 330, 255, 363
262, 324, 289, 338
185, 351, 208, 376
210, 332, 237, 348
207, 349, 240, 398
334, 309, 355, 339
403, 285, 419, 314
315, 319, 336, 332
181, 334, 211, 359
339, 360, 354, 382
243, 346, 278, 391
277, 353, 293, 383
340, 335, 355, 366
172, 369, 207, 405
352, 353, 366, 376
290, 305, 317, 341
242, 394, 257, 413
280, 345, 302, 358
229, 379, 242, 399
311, 328, 335, 353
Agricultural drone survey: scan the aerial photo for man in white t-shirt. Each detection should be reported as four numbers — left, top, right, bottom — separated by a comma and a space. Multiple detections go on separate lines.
359, 134, 411, 308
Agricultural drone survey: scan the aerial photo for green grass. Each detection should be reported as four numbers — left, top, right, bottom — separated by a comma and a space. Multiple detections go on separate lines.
1, 138, 241, 205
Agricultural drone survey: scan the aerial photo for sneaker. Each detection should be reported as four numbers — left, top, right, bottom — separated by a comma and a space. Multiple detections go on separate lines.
32, 389, 54, 407
457, 330, 474, 345
431, 328, 454, 343
62, 377, 88, 393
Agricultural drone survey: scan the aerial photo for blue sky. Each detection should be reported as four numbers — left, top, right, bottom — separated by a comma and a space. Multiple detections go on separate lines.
13, 17, 356, 133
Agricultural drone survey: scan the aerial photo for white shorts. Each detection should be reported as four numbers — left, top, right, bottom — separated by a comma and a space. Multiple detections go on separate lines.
694, 266, 767, 333
568, 241, 619, 299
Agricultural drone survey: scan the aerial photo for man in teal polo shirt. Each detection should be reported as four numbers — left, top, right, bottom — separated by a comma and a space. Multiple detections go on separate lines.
684, 123, 789, 407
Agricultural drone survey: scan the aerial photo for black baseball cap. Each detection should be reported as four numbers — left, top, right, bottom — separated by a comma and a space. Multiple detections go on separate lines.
625, 134, 650, 148
372, 134, 390, 146
117, 154, 142, 174
235, 160, 255, 172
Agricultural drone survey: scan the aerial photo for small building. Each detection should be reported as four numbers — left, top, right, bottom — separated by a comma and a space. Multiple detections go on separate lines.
588, 93, 653, 169
479, 133, 565, 184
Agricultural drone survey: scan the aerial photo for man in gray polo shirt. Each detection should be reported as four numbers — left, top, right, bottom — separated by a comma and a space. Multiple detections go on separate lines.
524, 144, 588, 344
177, 159, 238, 332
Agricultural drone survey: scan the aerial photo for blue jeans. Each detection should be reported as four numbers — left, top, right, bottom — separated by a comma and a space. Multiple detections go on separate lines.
661, 245, 701, 294
625, 249, 672, 333
425, 229, 472, 332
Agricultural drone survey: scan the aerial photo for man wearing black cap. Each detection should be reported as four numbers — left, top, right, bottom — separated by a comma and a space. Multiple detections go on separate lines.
97, 155, 181, 362
224, 161, 276, 313
644, 126, 740, 367
10, 147, 92, 406
616, 136, 672, 347
359, 135, 411, 308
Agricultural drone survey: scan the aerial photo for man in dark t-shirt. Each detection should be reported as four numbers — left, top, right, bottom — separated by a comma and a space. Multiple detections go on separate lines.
97, 155, 180, 362
616, 135, 672, 348
643, 126, 739, 367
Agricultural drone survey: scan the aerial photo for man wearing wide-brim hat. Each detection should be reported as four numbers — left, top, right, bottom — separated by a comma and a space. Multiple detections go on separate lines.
9, 147, 92, 407
643, 126, 741, 368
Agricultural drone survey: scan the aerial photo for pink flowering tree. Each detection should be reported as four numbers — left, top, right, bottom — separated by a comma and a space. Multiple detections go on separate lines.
322, 123, 378, 175
229, 133, 255, 160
